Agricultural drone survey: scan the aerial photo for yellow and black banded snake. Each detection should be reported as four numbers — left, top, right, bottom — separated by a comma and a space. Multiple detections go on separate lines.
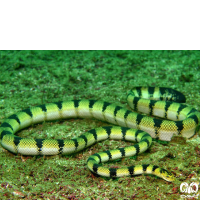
0, 87, 199, 182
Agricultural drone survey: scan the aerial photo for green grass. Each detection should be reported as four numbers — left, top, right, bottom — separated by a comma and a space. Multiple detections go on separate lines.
0, 50, 200, 199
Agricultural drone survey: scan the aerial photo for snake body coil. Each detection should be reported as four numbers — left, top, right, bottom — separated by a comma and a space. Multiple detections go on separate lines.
0, 87, 199, 182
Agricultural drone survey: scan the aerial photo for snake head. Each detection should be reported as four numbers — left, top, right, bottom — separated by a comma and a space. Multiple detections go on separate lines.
160, 168, 175, 182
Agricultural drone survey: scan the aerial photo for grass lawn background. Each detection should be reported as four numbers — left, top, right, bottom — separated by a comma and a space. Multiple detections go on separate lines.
0, 50, 200, 199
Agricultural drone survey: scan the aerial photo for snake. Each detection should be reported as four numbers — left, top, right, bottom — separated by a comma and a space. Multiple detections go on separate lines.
0, 87, 199, 182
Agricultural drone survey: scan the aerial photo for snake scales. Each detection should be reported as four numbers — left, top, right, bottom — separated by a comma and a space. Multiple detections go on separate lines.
0, 87, 199, 182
